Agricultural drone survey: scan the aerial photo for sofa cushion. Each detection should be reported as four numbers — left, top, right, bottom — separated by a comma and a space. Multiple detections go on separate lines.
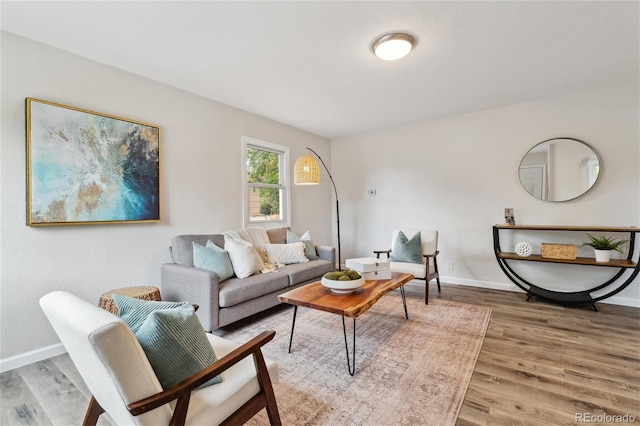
266, 227, 290, 244
218, 272, 290, 308
278, 259, 334, 286
193, 241, 234, 282
171, 234, 224, 266
224, 237, 265, 279
264, 242, 308, 265
286, 230, 319, 260
223, 227, 271, 263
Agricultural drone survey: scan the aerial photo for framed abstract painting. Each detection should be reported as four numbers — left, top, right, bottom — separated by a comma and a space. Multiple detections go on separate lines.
26, 98, 161, 226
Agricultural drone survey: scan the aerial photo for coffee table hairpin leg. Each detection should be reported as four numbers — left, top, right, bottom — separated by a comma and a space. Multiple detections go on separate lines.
342, 316, 357, 376
341, 288, 408, 376
399, 285, 409, 319
288, 306, 358, 376
287, 306, 298, 354
287, 287, 409, 376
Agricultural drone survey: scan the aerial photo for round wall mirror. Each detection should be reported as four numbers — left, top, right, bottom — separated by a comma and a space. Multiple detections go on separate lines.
518, 137, 600, 202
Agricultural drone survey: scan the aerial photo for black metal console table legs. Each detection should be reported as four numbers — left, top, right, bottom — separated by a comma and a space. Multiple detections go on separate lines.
492, 225, 640, 310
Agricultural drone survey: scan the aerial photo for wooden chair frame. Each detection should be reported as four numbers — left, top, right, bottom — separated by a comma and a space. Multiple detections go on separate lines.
374, 249, 441, 304
83, 330, 281, 426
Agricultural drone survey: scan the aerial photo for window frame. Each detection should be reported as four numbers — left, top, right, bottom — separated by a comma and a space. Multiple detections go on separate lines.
241, 136, 291, 228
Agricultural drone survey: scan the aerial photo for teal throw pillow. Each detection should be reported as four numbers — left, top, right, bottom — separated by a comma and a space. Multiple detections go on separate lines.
113, 295, 222, 390
112, 294, 188, 333
389, 231, 423, 264
286, 230, 319, 260
193, 241, 234, 282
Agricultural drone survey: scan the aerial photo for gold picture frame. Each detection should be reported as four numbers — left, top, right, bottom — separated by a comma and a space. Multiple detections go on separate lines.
26, 98, 161, 226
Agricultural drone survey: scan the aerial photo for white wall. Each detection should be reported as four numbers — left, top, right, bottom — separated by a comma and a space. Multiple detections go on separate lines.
0, 32, 333, 367
332, 83, 639, 305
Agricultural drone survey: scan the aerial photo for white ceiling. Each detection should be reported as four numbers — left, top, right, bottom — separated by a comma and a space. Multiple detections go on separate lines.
2, 1, 638, 139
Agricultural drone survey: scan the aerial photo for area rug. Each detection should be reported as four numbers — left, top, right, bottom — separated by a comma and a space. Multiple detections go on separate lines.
216, 294, 492, 425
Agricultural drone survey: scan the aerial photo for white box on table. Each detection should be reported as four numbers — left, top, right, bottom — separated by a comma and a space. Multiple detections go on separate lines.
345, 257, 390, 273
361, 270, 392, 280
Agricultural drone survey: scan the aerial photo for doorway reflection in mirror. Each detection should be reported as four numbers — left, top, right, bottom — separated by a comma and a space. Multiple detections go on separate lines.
519, 138, 600, 202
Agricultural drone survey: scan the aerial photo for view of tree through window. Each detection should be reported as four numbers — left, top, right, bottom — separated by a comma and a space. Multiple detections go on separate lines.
247, 147, 283, 222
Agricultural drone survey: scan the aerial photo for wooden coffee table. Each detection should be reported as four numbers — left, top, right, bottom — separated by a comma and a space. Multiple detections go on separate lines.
278, 272, 414, 375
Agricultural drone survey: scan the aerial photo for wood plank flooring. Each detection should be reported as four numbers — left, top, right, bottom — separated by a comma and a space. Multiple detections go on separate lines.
1, 284, 638, 425
436, 285, 640, 426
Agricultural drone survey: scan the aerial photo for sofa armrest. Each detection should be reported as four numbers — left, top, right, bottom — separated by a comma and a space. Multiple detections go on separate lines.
315, 245, 336, 265
161, 263, 221, 332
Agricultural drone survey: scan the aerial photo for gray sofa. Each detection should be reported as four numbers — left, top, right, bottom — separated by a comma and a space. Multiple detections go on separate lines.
161, 227, 335, 331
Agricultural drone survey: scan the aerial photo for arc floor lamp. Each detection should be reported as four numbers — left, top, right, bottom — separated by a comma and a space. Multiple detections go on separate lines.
294, 147, 341, 271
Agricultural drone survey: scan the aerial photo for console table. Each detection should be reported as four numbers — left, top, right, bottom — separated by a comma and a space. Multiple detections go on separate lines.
492, 225, 640, 310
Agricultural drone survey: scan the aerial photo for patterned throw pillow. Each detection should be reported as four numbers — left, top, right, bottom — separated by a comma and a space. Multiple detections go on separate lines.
389, 231, 423, 264
264, 242, 309, 264
286, 230, 319, 260
193, 240, 234, 282
112, 295, 222, 389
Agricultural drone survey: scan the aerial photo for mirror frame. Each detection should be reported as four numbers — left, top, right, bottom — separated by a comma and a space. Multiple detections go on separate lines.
518, 137, 601, 202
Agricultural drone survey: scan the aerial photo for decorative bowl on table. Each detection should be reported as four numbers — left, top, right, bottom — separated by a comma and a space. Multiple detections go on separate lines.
320, 270, 365, 294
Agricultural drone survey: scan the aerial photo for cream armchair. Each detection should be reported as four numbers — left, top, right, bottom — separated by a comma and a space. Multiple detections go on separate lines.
40, 291, 281, 426
374, 229, 441, 304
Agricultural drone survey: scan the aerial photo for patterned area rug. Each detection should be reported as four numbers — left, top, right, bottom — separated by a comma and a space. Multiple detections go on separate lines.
216, 293, 492, 425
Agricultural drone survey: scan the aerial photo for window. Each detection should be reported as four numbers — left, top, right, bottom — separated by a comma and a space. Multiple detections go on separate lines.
241, 136, 290, 227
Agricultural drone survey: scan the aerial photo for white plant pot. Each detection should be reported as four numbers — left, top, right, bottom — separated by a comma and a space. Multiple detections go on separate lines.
594, 249, 611, 262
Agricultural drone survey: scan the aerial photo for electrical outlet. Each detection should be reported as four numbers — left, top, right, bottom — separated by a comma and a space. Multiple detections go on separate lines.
368, 189, 376, 196
446, 261, 454, 270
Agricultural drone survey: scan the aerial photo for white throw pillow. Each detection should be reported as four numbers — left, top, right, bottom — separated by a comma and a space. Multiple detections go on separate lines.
264, 242, 309, 265
224, 236, 265, 279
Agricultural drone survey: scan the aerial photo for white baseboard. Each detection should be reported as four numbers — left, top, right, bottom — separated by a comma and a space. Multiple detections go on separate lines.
405, 276, 640, 308
0, 342, 66, 373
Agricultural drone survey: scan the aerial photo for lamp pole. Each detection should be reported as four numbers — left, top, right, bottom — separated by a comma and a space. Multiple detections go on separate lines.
306, 147, 341, 271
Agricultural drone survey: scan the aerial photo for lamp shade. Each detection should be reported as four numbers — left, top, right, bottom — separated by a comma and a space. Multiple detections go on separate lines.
294, 154, 320, 185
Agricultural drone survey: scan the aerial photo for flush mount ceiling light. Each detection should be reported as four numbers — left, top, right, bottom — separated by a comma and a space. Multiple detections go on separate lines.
371, 33, 415, 61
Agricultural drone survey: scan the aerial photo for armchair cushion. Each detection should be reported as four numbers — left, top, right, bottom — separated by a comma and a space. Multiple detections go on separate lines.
114, 295, 222, 390
390, 261, 428, 279
193, 241, 234, 282
113, 294, 188, 333
286, 230, 319, 260
135, 305, 223, 390
389, 230, 423, 264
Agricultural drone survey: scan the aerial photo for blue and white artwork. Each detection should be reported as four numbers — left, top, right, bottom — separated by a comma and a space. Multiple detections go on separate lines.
27, 99, 160, 225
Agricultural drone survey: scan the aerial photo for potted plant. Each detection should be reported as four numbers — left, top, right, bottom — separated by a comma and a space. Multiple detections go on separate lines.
581, 234, 629, 262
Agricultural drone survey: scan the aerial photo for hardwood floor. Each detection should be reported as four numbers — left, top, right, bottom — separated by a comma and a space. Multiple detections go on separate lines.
434, 285, 640, 426
1, 284, 638, 425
